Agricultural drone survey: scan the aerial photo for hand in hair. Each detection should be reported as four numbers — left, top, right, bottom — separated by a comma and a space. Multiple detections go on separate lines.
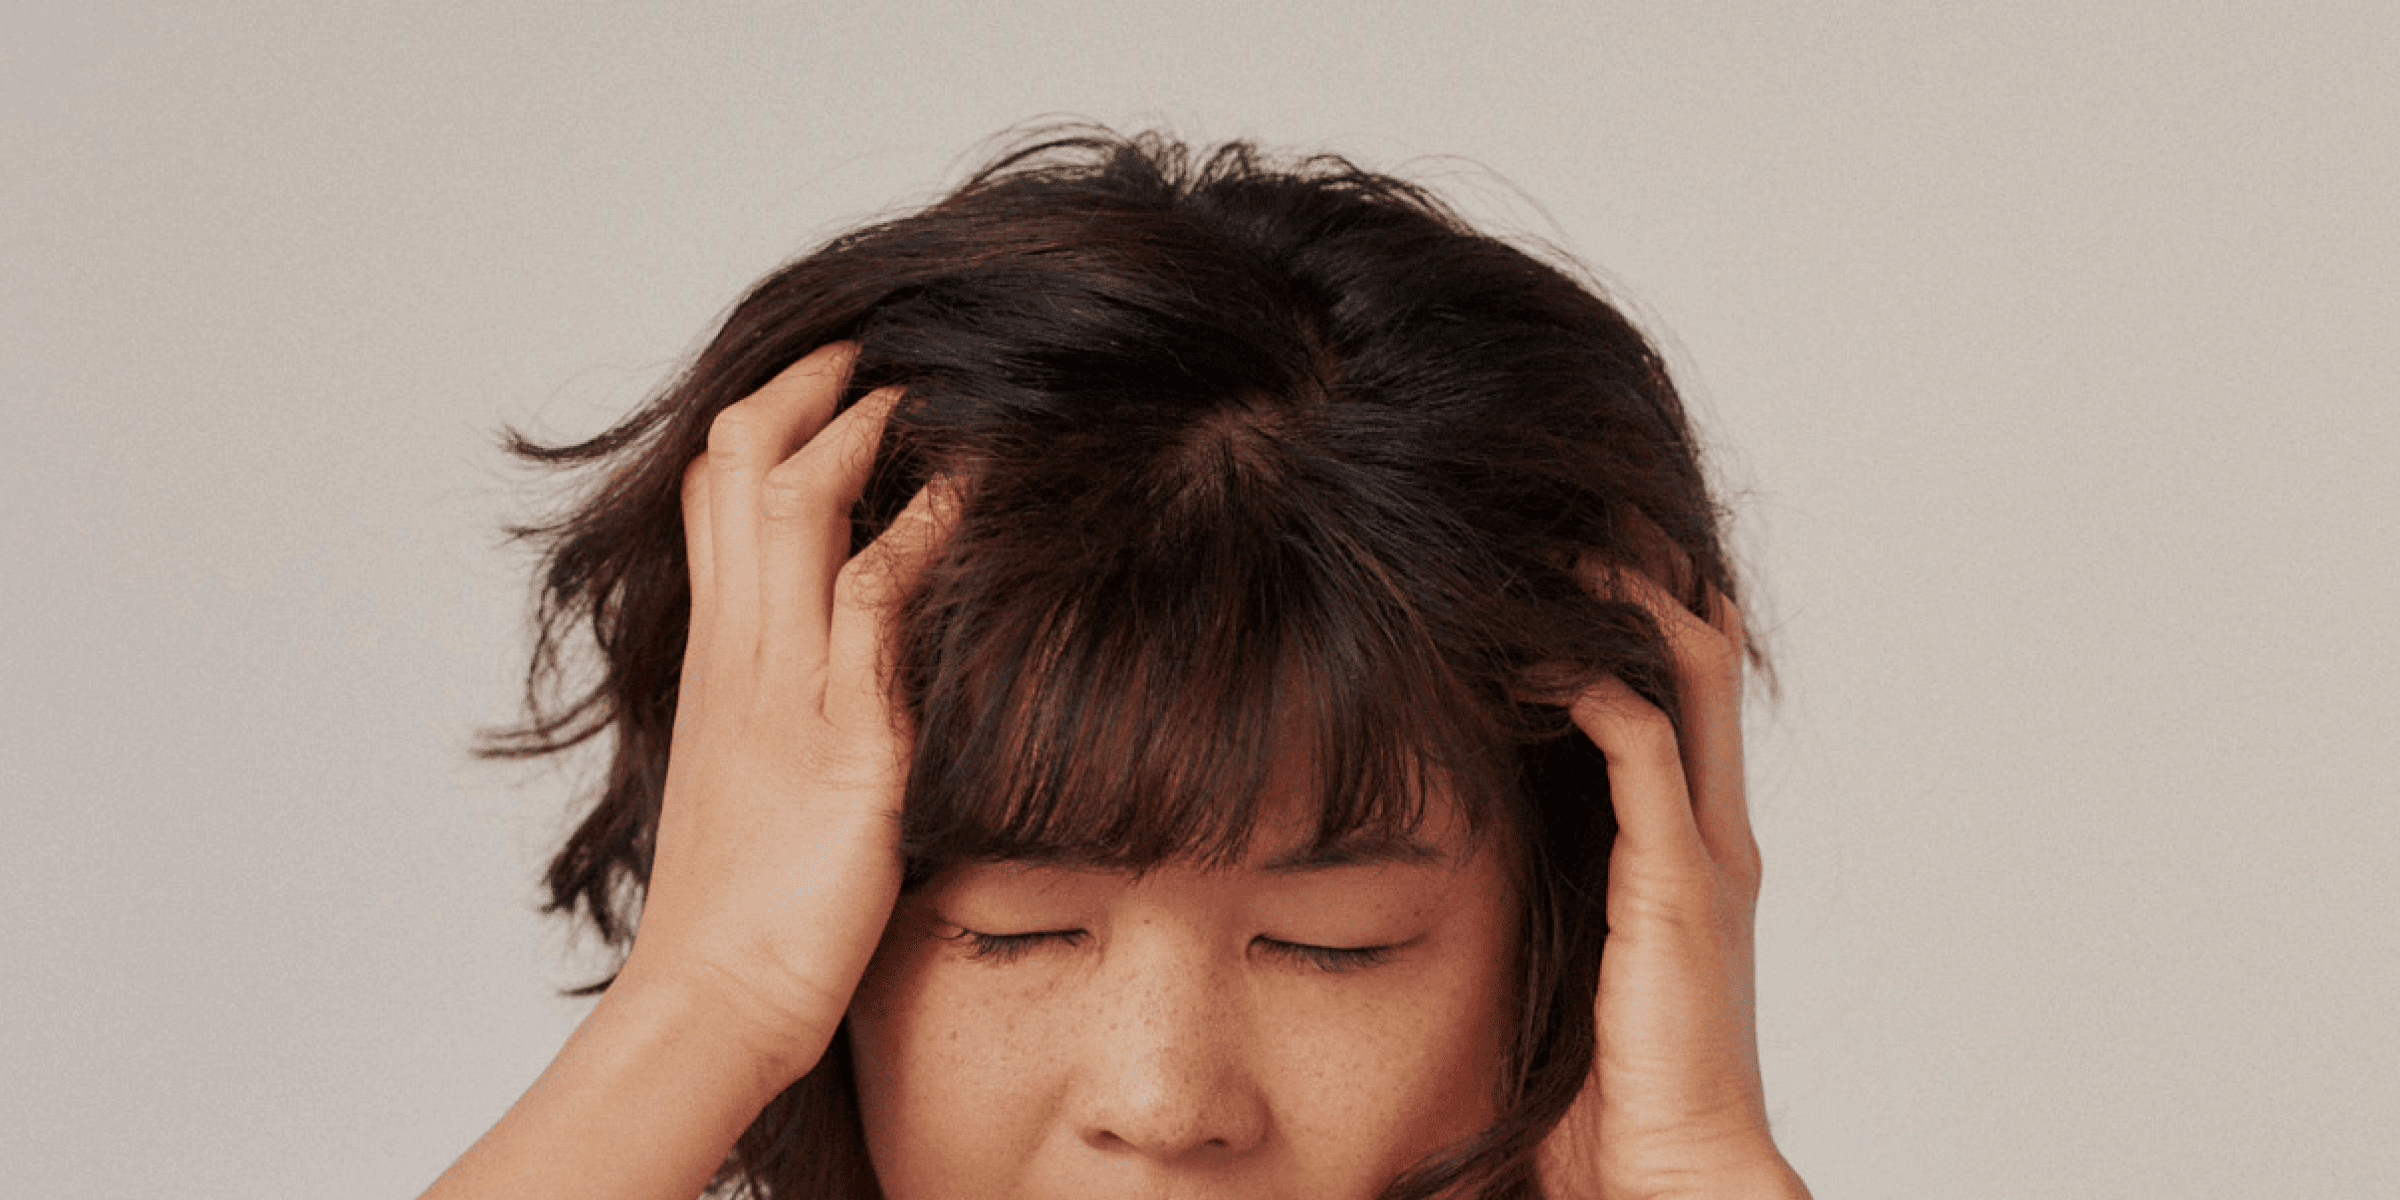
420, 344, 947, 1200
1538, 571, 1810, 1199
620, 341, 947, 1082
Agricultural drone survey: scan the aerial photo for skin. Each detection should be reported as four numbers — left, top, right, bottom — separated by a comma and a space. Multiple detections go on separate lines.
1539, 570, 1808, 1199
419, 343, 1809, 1200
847, 781, 1521, 1200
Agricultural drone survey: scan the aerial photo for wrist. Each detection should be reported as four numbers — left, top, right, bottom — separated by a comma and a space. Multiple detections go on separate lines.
1617, 1154, 1810, 1200
419, 960, 834, 1200
1685, 1158, 1809, 1200
599, 956, 841, 1102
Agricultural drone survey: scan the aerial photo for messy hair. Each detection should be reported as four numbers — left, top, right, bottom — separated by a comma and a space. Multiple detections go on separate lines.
485, 125, 1755, 1200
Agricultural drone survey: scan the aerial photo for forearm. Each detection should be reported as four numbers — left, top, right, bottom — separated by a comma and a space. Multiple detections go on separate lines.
418, 977, 818, 1200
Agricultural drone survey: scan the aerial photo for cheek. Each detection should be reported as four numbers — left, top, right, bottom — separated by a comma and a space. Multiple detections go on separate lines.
846, 935, 1072, 1197
1301, 883, 1525, 1155
1269, 944, 1518, 1155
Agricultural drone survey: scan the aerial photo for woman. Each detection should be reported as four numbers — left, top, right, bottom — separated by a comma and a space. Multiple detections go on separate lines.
424, 128, 1809, 1200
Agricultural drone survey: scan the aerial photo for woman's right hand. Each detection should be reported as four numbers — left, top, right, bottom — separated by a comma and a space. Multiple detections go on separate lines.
613, 341, 946, 1089
420, 345, 943, 1200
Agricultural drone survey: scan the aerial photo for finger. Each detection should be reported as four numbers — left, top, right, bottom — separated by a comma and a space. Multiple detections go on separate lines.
1611, 505, 1753, 680
758, 385, 905, 678
1618, 506, 1699, 602
1598, 563, 1755, 874
825, 478, 961, 730
703, 342, 859, 656
1701, 584, 1751, 667
1567, 675, 1706, 865
678, 455, 717, 714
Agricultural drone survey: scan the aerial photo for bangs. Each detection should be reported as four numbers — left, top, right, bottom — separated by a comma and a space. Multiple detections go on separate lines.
892, 451, 1516, 885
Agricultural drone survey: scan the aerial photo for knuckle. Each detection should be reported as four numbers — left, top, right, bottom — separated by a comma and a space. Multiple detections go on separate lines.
1700, 639, 1742, 680
759, 454, 830, 521
1583, 683, 1677, 744
833, 549, 907, 616
1619, 704, 1680, 755
830, 556, 879, 611
706, 405, 769, 458
1678, 625, 1742, 683
1716, 594, 1750, 642
1725, 835, 1764, 891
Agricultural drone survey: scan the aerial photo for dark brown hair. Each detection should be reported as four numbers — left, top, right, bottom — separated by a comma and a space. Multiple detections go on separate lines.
487, 125, 1755, 1200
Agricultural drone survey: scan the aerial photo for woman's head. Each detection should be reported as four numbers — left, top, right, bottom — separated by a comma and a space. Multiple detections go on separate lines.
494, 126, 1751, 1199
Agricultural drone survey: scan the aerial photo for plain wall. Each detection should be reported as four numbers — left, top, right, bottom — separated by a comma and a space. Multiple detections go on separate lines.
5, 3, 2393, 1196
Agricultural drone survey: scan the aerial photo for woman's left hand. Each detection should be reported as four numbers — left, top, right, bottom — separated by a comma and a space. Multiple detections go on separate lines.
1537, 569, 1809, 1200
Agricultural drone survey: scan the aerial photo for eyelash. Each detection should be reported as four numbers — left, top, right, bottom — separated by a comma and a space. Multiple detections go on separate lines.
951, 929, 1397, 974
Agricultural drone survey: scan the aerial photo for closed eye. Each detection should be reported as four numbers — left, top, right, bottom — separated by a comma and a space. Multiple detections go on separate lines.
1258, 938, 1396, 973
948, 928, 1396, 974
951, 928, 1084, 964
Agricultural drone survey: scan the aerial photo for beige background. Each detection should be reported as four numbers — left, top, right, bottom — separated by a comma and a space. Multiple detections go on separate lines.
5, 3, 2394, 1197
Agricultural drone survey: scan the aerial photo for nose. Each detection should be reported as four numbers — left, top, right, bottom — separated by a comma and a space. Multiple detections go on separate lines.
1071, 932, 1270, 1160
